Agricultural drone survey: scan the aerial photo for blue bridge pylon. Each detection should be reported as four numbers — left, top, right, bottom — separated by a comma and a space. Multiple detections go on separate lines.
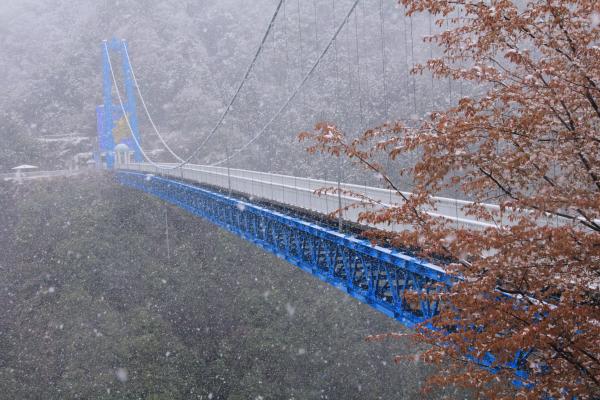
96, 38, 143, 168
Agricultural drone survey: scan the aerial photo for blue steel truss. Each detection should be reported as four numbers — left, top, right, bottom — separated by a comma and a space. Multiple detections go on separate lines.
117, 170, 451, 328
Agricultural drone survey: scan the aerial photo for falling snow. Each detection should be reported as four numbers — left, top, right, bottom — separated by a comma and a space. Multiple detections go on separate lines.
116, 368, 128, 383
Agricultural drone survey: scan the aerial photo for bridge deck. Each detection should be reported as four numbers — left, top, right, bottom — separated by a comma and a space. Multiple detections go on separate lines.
1, 169, 88, 182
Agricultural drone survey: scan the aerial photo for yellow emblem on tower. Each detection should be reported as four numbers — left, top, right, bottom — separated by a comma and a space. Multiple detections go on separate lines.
113, 115, 131, 145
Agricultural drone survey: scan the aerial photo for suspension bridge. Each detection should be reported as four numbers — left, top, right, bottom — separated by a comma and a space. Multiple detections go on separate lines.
96, 0, 530, 377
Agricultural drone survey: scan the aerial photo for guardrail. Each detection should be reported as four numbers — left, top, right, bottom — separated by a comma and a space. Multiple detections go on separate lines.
0, 170, 88, 182
119, 162, 535, 232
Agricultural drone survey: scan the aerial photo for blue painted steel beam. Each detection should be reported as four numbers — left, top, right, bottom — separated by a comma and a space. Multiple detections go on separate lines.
116, 171, 451, 328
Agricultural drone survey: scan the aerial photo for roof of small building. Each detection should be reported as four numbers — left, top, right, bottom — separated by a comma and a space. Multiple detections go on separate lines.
12, 165, 39, 170
114, 143, 130, 152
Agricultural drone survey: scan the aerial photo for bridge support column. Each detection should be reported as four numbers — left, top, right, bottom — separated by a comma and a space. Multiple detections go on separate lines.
97, 39, 143, 168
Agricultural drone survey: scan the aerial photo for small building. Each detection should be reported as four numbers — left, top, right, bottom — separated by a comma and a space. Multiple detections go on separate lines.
114, 143, 133, 166
12, 165, 39, 184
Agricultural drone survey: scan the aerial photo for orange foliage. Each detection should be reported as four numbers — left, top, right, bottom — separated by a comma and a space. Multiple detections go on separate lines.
301, 0, 599, 397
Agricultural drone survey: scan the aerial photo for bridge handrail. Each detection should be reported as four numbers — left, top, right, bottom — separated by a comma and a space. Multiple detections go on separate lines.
119, 162, 525, 230
180, 164, 579, 228
1, 169, 86, 180
185, 164, 500, 229
188, 164, 500, 210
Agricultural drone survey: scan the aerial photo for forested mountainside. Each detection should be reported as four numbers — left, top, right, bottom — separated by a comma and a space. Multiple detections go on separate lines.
0, 175, 450, 399
0, 0, 443, 179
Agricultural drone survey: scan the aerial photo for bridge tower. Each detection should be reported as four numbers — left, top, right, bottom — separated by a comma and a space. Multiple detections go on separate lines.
96, 39, 143, 168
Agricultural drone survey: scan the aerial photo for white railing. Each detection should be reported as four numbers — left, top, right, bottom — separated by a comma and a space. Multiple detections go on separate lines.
119, 162, 529, 232
1, 169, 87, 182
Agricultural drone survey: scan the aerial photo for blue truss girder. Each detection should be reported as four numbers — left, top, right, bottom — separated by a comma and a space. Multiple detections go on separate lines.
117, 171, 451, 328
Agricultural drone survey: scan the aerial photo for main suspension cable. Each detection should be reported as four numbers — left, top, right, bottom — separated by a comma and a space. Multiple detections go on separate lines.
133, 0, 286, 170
122, 42, 184, 162
211, 0, 363, 167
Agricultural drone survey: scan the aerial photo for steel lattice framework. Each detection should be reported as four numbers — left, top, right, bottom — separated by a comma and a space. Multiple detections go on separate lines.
117, 170, 451, 328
